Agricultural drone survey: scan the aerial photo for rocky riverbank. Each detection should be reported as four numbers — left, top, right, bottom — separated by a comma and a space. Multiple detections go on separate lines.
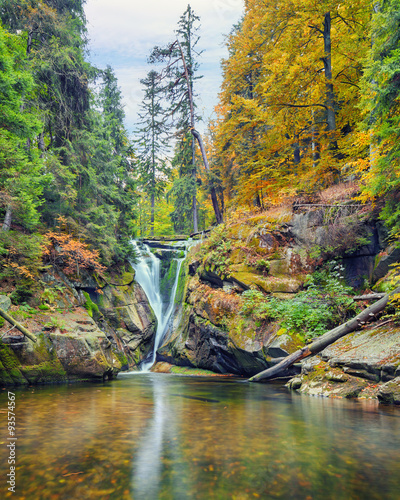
158, 203, 400, 404
0, 261, 157, 386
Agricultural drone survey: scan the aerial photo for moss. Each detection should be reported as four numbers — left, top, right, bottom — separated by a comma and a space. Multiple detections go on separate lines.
0, 344, 27, 385
20, 362, 67, 384
169, 365, 218, 376
175, 261, 188, 305
114, 350, 128, 368
82, 291, 100, 318
160, 258, 178, 302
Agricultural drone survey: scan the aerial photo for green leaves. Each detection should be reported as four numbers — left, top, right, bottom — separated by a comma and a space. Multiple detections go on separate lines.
241, 263, 358, 341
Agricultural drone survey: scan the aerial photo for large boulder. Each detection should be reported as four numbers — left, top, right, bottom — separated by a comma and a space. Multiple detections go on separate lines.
287, 324, 400, 402
0, 295, 11, 312
0, 308, 123, 386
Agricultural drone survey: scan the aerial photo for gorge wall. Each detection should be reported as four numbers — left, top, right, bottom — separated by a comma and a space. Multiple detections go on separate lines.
157, 205, 400, 403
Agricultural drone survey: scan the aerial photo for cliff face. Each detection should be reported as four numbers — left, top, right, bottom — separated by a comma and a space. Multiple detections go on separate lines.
0, 262, 157, 386
158, 206, 400, 403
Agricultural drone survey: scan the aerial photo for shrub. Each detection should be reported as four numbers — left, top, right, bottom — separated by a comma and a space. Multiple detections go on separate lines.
241, 262, 358, 341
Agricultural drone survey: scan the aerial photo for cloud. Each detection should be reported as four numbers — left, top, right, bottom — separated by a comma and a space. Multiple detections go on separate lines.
84, 0, 244, 133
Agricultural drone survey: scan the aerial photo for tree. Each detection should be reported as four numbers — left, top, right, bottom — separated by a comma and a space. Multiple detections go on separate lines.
0, 24, 44, 231
1, 1, 137, 266
214, 0, 369, 206
150, 5, 223, 232
356, 0, 400, 238
135, 70, 170, 236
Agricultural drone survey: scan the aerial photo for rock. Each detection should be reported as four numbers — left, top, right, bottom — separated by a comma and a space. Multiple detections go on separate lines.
0, 307, 125, 386
159, 312, 270, 376
96, 280, 156, 365
287, 377, 302, 390
321, 323, 400, 381
373, 244, 400, 283
377, 378, 400, 405
0, 295, 11, 312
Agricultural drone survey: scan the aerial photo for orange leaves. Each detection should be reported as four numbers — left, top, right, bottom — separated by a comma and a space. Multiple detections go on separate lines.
45, 230, 105, 277
4, 262, 36, 281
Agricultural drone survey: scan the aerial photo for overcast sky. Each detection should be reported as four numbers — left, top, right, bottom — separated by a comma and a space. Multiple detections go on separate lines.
84, 0, 244, 135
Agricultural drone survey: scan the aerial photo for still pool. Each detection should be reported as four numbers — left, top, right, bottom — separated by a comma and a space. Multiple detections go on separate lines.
0, 373, 400, 499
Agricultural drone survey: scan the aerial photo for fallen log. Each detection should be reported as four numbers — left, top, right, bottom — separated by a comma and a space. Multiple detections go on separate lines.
0, 308, 37, 343
353, 293, 386, 301
248, 287, 400, 383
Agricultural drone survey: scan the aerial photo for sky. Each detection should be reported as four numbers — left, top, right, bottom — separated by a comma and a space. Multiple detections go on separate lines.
84, 0, 245, 135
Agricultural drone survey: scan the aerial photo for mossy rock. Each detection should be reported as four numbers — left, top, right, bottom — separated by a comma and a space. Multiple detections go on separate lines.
20, 362, 67, 384
268, 259, 290, 276
377, 377, 400, 405
230, 269, 303, 293
0, 359, 16, 385
0, 295, 11, 312
0, 344, 27, 385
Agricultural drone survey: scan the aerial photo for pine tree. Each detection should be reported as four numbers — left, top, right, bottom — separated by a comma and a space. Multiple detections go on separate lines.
0, 24, 44, 231
357, 0, 400, 236
135, 70, 170, 236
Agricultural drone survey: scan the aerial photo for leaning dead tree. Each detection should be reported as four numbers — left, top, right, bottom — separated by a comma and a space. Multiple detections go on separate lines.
150, 37, 223, 225
248, 287, 400, 383
174, 39, 223, 224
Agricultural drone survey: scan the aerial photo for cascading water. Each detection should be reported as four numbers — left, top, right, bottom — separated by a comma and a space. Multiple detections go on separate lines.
130, 241, 186, 371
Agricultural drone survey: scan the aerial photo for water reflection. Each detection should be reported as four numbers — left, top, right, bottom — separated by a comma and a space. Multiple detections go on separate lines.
0, 375, 399, 499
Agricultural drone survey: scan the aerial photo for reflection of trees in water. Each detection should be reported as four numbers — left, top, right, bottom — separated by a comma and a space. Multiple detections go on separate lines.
131, 375, 189, 499
3, 376, 400, 499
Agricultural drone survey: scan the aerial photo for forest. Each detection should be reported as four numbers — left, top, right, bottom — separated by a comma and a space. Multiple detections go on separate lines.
0, 0, 400, 300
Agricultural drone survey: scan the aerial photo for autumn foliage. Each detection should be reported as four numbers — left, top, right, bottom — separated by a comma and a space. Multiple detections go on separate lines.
44, 222, 105, 277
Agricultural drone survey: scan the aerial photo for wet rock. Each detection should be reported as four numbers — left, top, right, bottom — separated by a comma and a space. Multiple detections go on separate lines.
97, 280, 156, 365
159, 312, 270, 376
377, 378, 400, 405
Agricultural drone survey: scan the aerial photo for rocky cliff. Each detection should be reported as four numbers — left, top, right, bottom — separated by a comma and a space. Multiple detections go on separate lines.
157, 204, 400, 404
0, 262, 156, 386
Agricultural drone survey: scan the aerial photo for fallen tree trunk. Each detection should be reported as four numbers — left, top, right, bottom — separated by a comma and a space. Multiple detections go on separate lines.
353, 293, 386, 301
0, 308, 37, 343
248, 287, 399, 383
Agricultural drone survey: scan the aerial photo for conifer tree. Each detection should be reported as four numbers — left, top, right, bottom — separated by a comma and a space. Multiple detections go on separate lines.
357, 0, 400, 236
135, 70, 170, 236
0, 24, 44, 231
150, 5, 222, 232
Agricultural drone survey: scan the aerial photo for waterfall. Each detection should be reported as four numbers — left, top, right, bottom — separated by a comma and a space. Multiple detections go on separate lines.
130, 241, 185, 371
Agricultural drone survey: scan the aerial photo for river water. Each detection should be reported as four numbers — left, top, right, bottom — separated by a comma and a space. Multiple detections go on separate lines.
0, 374, 400, 499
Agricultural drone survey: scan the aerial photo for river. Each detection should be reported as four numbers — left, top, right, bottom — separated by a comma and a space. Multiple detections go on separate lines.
0, 373, 400, 499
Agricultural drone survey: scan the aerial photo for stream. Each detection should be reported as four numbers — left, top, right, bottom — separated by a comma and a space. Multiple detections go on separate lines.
0, 374, 400, 499
1, 242, 399, 499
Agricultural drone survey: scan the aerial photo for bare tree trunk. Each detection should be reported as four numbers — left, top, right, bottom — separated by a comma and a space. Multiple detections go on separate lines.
248, 288, 399, 383
2, 205, 12, 231
192, 136, 198, 233
176, 39, 223, 225
151, 190, 155, 237
191, 130, 223, 224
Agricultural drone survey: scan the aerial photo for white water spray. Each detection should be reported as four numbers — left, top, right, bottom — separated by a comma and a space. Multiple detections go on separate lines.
131, 241, 185, 371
